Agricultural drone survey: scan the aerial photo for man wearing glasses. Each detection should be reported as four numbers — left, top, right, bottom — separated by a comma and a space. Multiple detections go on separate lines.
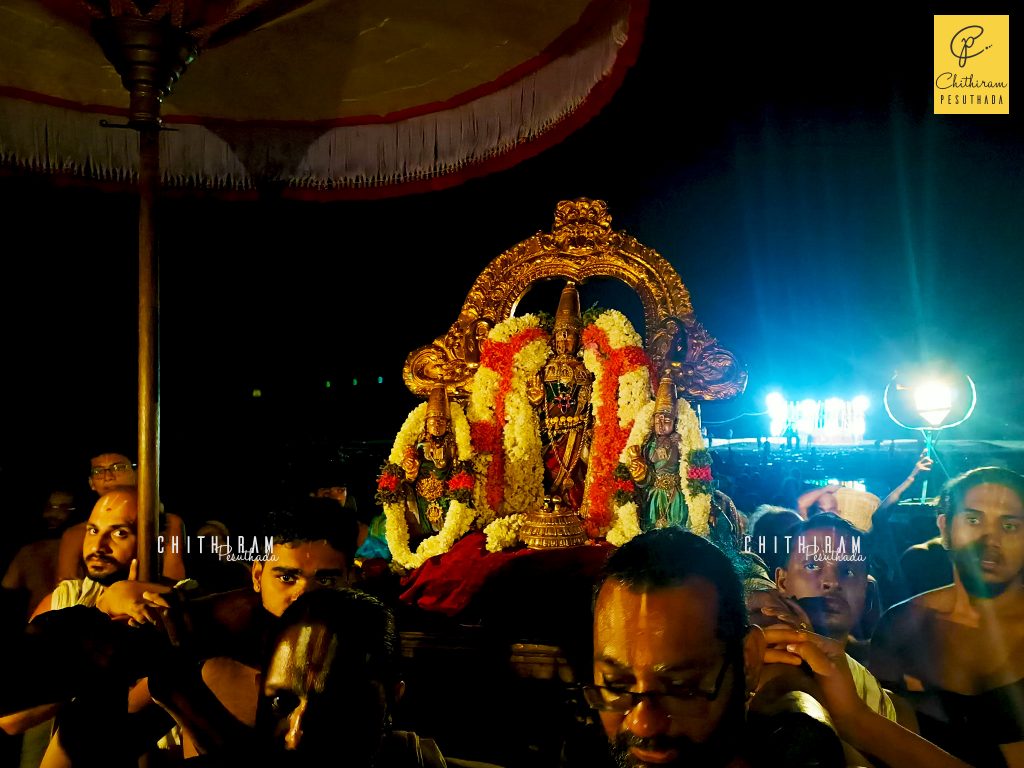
58, 451, 186, 581
88, 452, 137, 495
56, 452, 137, 581
587, 528, 972, 768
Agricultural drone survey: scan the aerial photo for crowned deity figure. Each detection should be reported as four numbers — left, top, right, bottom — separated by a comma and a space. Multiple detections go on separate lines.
400, 386, 460, 541
527, 281, 594, 511
626, 375, 689, 530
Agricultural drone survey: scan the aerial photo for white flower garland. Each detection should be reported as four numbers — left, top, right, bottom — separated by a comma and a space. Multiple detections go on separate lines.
385, 500, 476, 570
467, 315, 549, 528
618, 368, 651, 429
606, 501, 642, 546
501, 339, 549, 515
617, 401, 658, 463
489, 314, 543, 343
383, 400, 478, 569
580, 310, 651, 536
677, 397, 711, 537
593, 309, 643, 349
609, 401, 656, 545
608, 394, 712, 543
483, 513, 527, 552
468, 368, 500, 427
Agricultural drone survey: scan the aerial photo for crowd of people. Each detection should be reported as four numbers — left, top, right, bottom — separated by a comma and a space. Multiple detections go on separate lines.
0, 445, 1022, 767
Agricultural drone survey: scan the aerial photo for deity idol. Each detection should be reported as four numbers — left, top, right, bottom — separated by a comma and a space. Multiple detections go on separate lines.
626, 375, 689, 530
528, 281, 594, 510
400, 386, 458, 540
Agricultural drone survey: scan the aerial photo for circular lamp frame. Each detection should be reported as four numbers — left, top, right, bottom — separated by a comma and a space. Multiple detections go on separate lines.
883, 373, 977, 433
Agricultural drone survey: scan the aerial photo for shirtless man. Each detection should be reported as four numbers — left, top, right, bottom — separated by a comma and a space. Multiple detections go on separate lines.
871, 466, 1024, 767
588, 527, 970, 768
171, 496, 358, 757
57, 451, 186, 581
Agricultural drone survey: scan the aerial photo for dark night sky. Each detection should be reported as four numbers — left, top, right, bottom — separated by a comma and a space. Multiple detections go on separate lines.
1, 1, 1022, 525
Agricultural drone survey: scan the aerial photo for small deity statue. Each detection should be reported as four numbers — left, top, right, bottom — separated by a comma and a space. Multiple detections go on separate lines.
626, 375, 689, 530
527, 281, 593, 511
400, 386, 459, 540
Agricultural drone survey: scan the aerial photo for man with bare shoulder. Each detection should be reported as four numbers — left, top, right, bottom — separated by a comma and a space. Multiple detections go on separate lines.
57, 451, 186, 581
171, 495, 359, 758
587, 527, 971, 768
871, 466, 1024, 767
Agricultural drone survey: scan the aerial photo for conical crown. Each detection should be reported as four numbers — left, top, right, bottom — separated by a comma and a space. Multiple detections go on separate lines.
655, 375, 678, 416
426, 386, 450, 421
554, 281, 582, 332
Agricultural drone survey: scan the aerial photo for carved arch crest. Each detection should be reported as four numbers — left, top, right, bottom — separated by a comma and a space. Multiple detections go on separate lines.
403, 198, 747, 402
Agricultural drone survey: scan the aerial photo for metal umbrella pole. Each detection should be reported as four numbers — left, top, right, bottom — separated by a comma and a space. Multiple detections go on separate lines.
92, 16, 196, 581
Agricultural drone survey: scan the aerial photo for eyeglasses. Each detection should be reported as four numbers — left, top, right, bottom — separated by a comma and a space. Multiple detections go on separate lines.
583, 660, 731, 715
90, 462, 134, 477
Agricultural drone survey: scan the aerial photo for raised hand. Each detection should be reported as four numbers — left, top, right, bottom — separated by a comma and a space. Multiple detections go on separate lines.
760, 626, 864, 723
96, 558, 173, 626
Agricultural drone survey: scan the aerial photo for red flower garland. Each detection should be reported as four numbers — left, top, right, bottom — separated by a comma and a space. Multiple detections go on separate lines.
469, 327, 547, 512
378, 470, 400, 493
580, 324, 651, 538
448, 470, 475, 492
688, 465, 713, 482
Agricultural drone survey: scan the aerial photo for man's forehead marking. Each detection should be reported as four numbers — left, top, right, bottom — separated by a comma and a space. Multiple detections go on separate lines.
292, 624, 338, 695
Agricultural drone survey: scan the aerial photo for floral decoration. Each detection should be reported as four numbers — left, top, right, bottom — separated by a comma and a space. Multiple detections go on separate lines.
375, 463, 405, 505
483, 513, 527, 553
378, 399, 478, 569
605, 501, 642, 547
676, 396, 713, 536
612, 463, 638, 506
468, 314, 550, 525
608, 387, 713, 543
686, 449, 714, 495
580, 310, 652, 538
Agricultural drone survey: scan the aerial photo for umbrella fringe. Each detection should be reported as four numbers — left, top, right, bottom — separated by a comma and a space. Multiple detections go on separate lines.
0, 10, 627, 193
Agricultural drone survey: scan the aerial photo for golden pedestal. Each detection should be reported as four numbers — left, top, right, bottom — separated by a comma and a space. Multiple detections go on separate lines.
519, 497, 588, 549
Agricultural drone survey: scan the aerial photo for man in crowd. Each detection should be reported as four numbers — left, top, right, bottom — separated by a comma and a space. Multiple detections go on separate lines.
2, 488, 77, 620
871, 466, 1024, 766
165, 495, 360, 756
57, 451, 136, 582
151, 589, 482, 766
773, 513, 897, 721
588, 527, 971, 767
1, 487, 174, 765
0, 493, 357, 763
57, 451, 186, 582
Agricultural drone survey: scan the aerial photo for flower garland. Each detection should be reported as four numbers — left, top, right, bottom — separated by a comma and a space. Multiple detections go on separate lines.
580, 310, 652, 538
606, 400, 655, 544
676, 396, 713, 537
377, 400, 478, 569
607, 395, 713, 541
606, 501, 642, 547
483, 513, 527, 552
468, 315, 550, 524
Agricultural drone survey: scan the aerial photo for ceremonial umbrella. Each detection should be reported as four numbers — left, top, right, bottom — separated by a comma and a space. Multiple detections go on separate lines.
0, 0, 647, 577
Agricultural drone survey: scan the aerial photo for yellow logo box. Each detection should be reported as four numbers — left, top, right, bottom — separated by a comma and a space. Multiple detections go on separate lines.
934, 15, 1009, 114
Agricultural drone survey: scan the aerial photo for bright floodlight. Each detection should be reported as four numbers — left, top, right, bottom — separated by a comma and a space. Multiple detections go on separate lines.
914, 380, 954, 426
766, 392, 788, 437
852, 395, 869, 412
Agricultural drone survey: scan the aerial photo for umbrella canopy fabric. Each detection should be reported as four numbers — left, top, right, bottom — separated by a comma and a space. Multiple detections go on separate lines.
0, 0, 646, 198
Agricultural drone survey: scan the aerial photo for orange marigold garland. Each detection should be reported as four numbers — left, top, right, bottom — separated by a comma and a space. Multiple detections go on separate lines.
468, 316, 549, 522
580, 310, 652, 538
